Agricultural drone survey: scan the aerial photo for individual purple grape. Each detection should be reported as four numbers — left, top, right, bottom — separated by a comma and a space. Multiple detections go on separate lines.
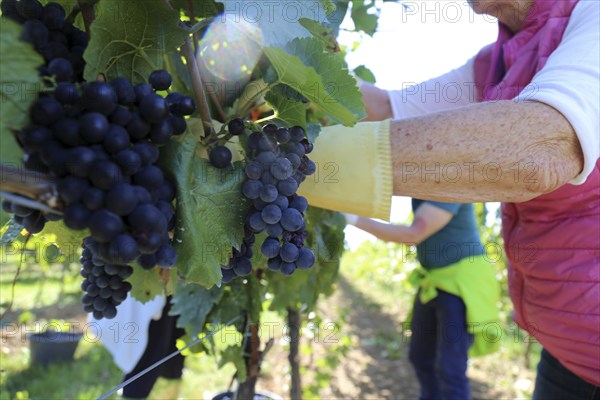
89, 160, 123, 190
79, 112, 109, 144
247, 211, 266, 233
266, 223, 283, 237
281, 208, 304, 232
63, 203, 90, 230
16, 0, 43, 20
47, 57, 73, 82
228, 118, 245, 135
115, 150, 142, 175
110, 78, 136, 105
155, 244, 177, 268
139, 94, 168, 123
259, 184, 278, 203
20, 19, 49, 48
267, 257, 282, 271
54, 83, 80, 105
148, 70, 172, 91
42, 2, 66, 30
106, 183, 138, 216
233, 257, 252, 276
277, 178, 298, 197
82, 82, 118, 116
289, 126, 305, 142
270, 157, 293, 180
88, 209, 124, 243
128, 204, 167, 233
209, 145, 232, 169
280, 262, 296, 276
280, 242, 299, 263
261, 204, 282, 224
103, 125, 130, 154
133, 166, 164, 191
30, 97, 64, 126
53, 118, 81, 147
261, 237, 281, 258
289, 196, 308, 213
242, 180, 262, 200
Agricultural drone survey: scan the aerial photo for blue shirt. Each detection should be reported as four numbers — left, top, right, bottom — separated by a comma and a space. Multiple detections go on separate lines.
411, 199, 485, 269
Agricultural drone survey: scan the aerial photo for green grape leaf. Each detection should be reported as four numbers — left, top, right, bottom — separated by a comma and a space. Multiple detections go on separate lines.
354, 65, 376, 83
171, 282, 223, 339
285, 37, 365, 123
264, 85, 307, 129
351, 2, 378, 36
127, 267, 170, 303
0, 219, 24, 247
164, 51, 193, 97
219, 345, 246, 382
83, 0, 189, 83
35, 221, 87, 259
215, 0, 328, 49
159, 133, 249, 287
264, 39, 365, 126
299, 18, 338, 52
0, 19, 42, 165
306, 123, 321, 144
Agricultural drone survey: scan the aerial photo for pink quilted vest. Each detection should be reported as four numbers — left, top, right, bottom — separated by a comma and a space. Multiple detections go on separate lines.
474, 0, 600, 386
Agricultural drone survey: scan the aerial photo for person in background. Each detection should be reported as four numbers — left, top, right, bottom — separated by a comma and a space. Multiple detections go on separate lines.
91, 295, 185, 399
344, 199, 500, 400
300, 0, 599, 397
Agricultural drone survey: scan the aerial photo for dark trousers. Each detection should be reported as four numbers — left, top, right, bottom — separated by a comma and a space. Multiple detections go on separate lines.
122, 297, 185, 398
533, 348, 600, 400
408, 290, 473, 400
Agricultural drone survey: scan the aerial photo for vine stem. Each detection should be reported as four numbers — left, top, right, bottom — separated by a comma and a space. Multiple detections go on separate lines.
181, 37, 213, 137
187, 0, 200, 53
0, 234, 29, 321
78, 0, 95, 39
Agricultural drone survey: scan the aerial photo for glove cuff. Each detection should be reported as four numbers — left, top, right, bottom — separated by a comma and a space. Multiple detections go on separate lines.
298, 120, 393, 221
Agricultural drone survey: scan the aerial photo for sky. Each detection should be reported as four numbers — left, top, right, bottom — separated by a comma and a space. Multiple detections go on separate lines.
337, 1, 500, 249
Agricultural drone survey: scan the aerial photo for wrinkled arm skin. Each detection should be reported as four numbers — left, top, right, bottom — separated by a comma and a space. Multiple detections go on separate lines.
389, 100, 584, 203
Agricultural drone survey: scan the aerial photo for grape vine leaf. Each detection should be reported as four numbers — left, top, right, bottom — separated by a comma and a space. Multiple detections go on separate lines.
354, 65, 376, 83
215, 0, 329, 49
0, 19, 42, 165
127, 267, 173, 303
219, 345, 246, 382
170, 282, 223, 339
264, 85, 307, 129
264, 38, 365, 126
83, 0, 189, 83
351, 1, 378, 36
34, 221, 87, 260
0, 219, 24, 247
159, 132, 249, 287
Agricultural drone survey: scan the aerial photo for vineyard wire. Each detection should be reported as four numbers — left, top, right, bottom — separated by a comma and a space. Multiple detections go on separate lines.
97, 313, 244, 400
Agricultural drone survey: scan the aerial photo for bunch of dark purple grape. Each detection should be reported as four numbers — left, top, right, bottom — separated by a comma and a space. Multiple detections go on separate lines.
220, 121, 316, 283
5, 69, 194, 318
1, 0, 88, 83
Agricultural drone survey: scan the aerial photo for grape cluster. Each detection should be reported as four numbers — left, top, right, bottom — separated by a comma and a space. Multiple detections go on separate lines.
5, 69, 193, 318
1, 0, 88, 83
220, 122, 316, 283
79, 238, 133, 320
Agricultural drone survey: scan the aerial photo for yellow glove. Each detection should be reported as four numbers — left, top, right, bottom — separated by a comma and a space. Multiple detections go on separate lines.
298, 120, 393, 221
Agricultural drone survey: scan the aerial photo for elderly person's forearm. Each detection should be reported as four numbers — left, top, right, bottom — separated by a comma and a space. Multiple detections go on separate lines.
390, 100, 584, 203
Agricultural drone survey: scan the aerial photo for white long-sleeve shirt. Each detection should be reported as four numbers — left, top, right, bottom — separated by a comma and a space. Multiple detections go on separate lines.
387, 0, 599, 185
